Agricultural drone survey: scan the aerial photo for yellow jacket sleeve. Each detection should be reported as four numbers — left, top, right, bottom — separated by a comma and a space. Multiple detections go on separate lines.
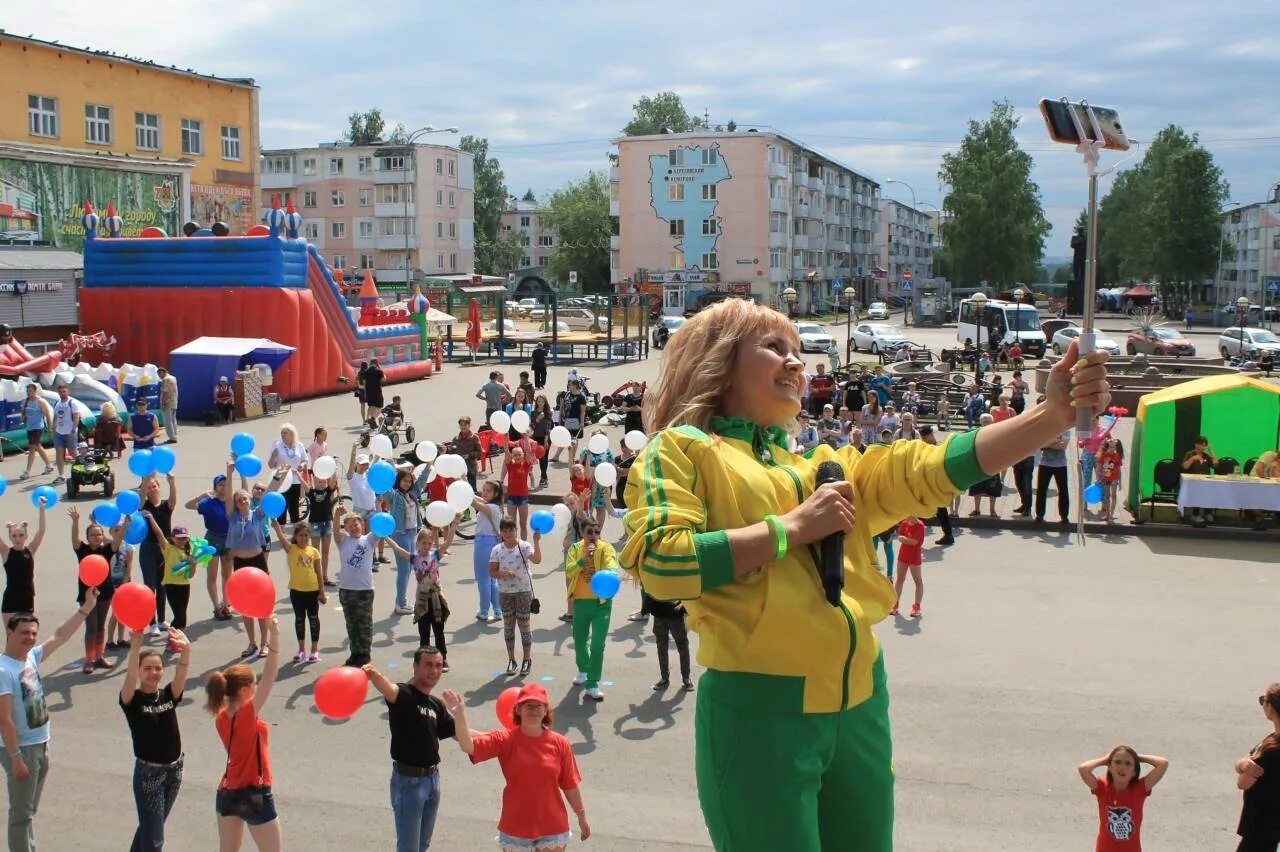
848, 429, 984, 535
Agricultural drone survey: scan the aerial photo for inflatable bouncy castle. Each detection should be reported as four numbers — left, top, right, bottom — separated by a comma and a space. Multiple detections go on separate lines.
79, 198, 435, 405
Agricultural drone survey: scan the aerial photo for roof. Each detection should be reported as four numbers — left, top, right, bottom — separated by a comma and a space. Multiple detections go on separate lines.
170, 336, 295, 357
611, 129, 879, 184
1124, 285, 1155, 297
0, 248, 83, 271
1, 32, 256, 88
0, 140, 195, 172
1137, 374, 1280, 411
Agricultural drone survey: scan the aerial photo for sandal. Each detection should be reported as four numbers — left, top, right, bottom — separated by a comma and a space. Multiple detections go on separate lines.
293, 651, 307, 663
240, 645, 258, 658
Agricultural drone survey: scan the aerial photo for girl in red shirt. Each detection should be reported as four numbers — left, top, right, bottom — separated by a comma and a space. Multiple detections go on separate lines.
1097, 438, 1124, 525
890, 515, 925, 618
568, 463, 592, 505
1077, 746, 1169, 852
503, 444, 536, 540
463, 683, 590, 850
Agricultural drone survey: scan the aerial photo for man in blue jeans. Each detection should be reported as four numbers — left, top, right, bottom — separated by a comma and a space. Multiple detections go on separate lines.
364, 648, 473, 851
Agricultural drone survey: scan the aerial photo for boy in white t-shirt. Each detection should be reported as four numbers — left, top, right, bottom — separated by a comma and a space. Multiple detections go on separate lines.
333, 506, 407, 667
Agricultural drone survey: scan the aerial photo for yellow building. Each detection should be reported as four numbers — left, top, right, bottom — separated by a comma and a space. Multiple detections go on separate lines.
0, 33, 259, 249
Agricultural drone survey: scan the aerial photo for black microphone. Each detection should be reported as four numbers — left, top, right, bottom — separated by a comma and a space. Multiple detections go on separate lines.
814, 461, 845, 607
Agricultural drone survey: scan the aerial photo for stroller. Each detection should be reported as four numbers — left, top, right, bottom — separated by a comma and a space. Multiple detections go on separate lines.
360, 399, 416, 449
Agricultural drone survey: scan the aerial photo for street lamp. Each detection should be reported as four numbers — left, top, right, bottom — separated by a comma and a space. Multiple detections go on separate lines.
843, 285, 856, 363
970, 291, 988, 377
398, 125, 460, 290
1237, 295, 1250, 358
782, 286, 798, 317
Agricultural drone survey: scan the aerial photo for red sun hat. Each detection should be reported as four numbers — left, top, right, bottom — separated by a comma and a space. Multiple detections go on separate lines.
515, 683, 549, 706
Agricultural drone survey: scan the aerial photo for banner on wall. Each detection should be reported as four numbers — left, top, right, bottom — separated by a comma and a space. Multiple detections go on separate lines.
0, 156, 182, 252
190, 183, 254, 235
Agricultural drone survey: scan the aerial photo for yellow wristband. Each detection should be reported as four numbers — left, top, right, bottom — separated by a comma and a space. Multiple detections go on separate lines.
763, 515, 787, 561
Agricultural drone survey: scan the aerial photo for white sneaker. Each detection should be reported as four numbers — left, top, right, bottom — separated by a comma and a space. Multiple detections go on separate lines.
395, 605, 413, 615
586, 687, 604, 701
573, 672, 587, 686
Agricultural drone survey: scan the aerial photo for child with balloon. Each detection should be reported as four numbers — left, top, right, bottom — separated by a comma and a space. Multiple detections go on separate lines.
501, 442, 536, 540
1, 496, 48, 622
577, 431, 616, 530
271, 519, 324, 663
334, 504, 410, 667
303, 455, 340, 587
378, 460, 432, 615
1097, 437, 1124, 525
142, 513, 204, 633
411, 528, 450, 670
138, 471, 179, 635
68, 505, 123, 673
104, 541, 135, 648
224, 458, 285, 661
564, 519, 619, 701
470, 482, 506, 623
489, 518, 543, 676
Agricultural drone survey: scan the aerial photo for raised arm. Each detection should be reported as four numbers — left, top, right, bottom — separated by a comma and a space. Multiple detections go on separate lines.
164, 471, 178, 512
333, 505, 348, 543
119, 629, 145, 705
347, 444, 358, 481
184, 489, 211, 511
68, 505, 83, 549
252, 617, 281, 711
1076, 756, 1107, 791
142, 510, 167, 544
529, 532, 542, 565
29, 501, 48, 553
1139, 753, 1169, 791
440, 689, 473, 755
224, 460, 237, 516
361, 663, 399, 703
40, 587, 97, 660
270, 519, 290, 551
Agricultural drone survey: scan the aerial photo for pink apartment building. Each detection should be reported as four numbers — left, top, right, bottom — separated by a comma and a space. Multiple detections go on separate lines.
259, 141, 475, 286
611, 130, 880, 315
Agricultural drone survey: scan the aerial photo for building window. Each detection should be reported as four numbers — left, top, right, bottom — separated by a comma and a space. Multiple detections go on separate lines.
28, 95, 58, 137
302, 191, 317, 208
449, 253, 457, 271
180, 119, 202, 155
668, 149, 683, 166
360, 253, 374, 269
331, 190, 345, 207
302, 158, 317, 175
328, 157, 344, 175
449, 222, 456, 238
359, 221, 374, 238
701, 148, 717, 165
332, 254, 346, 269
358, 156, 372, 174
701, 218, 719, 236
377, 218, 415, 236
448, 159, 456, 177
701, 252, 718, 270
770, 251, 782, 268
437, 253, 445, 269
521, 234, 531, 246
538, 255, 550, 266
436, 190, 443, 207
670, 251, 685, 269
448, 191, 455, 207
378, 155, 405, 171
520, 216, 531, 227
85, 104, 112, 145
304, 223, 319, 240
435, 158, 443, 174
522, 255, 531, 267
376, 185, 413, 204
433, 222, 441, 238
669, 183, 685, 202
220, 126, 242, 160
702, 184, 717, 201
670, 220, 685, 237
358, 189, 372, 206
537, 235, 554, 247
264, 155, 292, 174
331, 222, 346, 239
135, 112, 160, 151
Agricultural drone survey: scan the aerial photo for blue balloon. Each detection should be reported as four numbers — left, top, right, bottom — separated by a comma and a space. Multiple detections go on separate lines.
529, 510, 555, 535
92, 503, 122, 528
234, 454, 264, 478
260, 490, 287, 519
230, 432, 256, 456
115, 489, 141, 515
200, 545, 218, 559
0, 477, 7, 497
150, 445, 176, 475
589, 570, 622, 600
124, 513, 149, 545
366, 460, 397, 494
1084, 483, 1104, 505
369, 512, 396, 538
31, 485, 58, 509
128, 450, 155, 478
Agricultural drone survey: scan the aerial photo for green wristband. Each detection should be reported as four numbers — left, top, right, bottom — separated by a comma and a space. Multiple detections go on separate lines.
763, 515, 788, 561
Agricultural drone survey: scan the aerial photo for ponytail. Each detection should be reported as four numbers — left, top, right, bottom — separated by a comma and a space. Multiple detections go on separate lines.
204, 664, 255, 714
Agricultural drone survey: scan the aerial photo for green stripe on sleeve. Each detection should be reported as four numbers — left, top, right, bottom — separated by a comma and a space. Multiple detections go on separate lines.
942, 428, 986, 490
693, 530, 734, 591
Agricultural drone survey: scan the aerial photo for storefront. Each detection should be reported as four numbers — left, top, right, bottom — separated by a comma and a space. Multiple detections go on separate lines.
0, 247, 83, 342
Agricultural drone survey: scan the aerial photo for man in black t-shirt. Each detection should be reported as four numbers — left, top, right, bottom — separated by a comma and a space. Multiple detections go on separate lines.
364, 648, 471, 851
364, 359, 386, 414
620, 382, 644, 435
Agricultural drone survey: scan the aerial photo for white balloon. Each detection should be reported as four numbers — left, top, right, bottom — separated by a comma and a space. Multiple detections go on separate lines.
510, 410, 531, 434
415, 441, 438, 463
551, 503, 573, 532
436, 454, 466, 479
549, 426, 572, 448
587, 433, 610, 455
311, 455, 337, 479
594, 462, 617, 487
425, 500, 457, 528
445, 480, 475, 513
489, 410, 511, 433
368, 434, 394, 458
624, 430, 648, 451
426, 466, 438, 483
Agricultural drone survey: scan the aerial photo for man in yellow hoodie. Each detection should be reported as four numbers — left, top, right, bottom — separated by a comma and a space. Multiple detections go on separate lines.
564, 521, 617, 702
621, 299, 1111, 851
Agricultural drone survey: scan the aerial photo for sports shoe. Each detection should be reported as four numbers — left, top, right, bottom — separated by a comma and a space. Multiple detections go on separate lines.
395, 605, 413, 615
307, 652, 321, 663
586, 687, 604, 702
475, 611, 488, 622
934, 536, 955, 546
573, 672, 588, 686
652, 679, 670, 691
52, 476, 65, 484
489, 612, 503, 623
18, 472, 29, 481
519, 659, 532, 675
681, 678, 695, 691
42, 465, 53, 475
910, 604, 921, 618
626, 611, 648, 622
505, 660, 518, 676
889, 605, 899, 616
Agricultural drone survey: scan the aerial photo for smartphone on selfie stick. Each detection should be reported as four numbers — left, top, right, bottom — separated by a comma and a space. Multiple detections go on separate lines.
1039, 99, 1130, 152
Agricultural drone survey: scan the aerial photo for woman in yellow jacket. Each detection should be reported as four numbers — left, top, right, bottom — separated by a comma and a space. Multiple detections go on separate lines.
564, 521, 618, 702
620, 299, 1111, 851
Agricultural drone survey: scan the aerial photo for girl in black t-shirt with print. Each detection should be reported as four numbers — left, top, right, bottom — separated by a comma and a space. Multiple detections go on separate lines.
304, 471, 339, 587
68, 506, 124, 674
1235, 683, 1280, 851
119, 626, 191, 851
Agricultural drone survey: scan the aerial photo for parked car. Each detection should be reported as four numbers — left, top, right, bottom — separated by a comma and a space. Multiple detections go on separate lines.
867, 301, 889, 320
558, 307, 610, 332
1050, 324, 1121, 356
850, 323, 908, 354
794, 322, 835, 353
1126, 327, 1196, 356
1218, 327, 1280, 359
651, 315, 686, 348
511, 297, 541, 316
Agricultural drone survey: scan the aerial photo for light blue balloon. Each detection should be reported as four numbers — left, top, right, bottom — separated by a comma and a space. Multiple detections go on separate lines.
92, 503, 122, 528
115, 489, 141, 515
31, 485, 58, 509
589, 569, 622, 600
124, 513, 149, 545
230, 433, 255, 456
366, 460, 397, 494
369, 512, 395, 538
529, 510, 554, 535
0, 477, 7, 497
150, 445, 176, 475
234, 454, 264, 478
1084, 484, 1104, 505
128, 450, 155, 478
260, 490, 286, 519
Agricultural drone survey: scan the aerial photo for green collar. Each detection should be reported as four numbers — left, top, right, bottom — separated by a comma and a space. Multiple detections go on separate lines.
710, 416, 791, 463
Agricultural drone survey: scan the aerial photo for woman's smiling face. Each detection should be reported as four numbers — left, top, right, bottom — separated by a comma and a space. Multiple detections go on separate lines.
721, 330, 804, 427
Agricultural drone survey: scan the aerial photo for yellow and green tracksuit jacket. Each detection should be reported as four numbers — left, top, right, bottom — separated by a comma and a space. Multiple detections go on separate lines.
621, 416, 985, 714
564, 539, 620, 598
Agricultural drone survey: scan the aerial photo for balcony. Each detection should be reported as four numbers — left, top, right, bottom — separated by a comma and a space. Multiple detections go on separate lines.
792, 234, 809, 251
837, 184, 851, 200
610, 165, 619, 183
610, 268, 623, 285
769, 196, 788, 214
375, 234, 418, 250
609, 199, 619, 217
793, 168, 807, 184
374, 202, 415, 218
769, 268, 788, 283
793, 201, 811, 219
261, 172, 295, 190
769, 162, 789, 180
768, 231, 787, 249
373, 167, 415, 184
609, 234, 621, 250
375, 268, 411, 283
825, 183, 839, 197
807, 175, 823, 191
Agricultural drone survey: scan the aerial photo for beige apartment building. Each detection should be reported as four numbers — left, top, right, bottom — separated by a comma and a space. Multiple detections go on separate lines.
1217, 195, 1280, 309
500, 198, 558, 273
610, 130, 879, 315
874, 198, 935, 301
259, 141, 475, 284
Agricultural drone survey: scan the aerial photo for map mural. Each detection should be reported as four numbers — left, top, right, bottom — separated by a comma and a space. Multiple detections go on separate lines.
649, 144, 731, 274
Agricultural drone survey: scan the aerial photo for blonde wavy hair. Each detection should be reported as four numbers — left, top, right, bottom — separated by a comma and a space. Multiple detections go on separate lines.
643, 299, 800, 433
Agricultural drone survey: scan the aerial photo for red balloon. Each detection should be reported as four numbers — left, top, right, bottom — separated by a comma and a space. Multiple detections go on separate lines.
226, 567, 276, 619
246, 224, 270, 236
138, 226, 167, 238
533, 443, 546, 459
495, 687, 520, 730
314, 666, 369, 720
111, 583, 156, 632
78, 554, 109, 587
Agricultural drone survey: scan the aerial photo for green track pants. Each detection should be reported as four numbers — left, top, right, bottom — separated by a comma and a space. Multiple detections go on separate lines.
572, 597, 611, 689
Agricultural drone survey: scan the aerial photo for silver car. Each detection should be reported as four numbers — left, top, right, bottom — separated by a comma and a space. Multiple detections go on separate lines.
1051, 325, 1121, 356
850, 323, 907, 354
1219, 327, 1280, 359
794, 322, 835, 353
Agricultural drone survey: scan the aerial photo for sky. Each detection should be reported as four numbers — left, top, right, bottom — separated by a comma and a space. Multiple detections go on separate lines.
10, 0, 1280, 259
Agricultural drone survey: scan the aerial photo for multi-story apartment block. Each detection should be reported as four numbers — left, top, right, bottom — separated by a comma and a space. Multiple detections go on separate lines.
259, 141, 475, 285
1216, 195, 1280, 308
610, 131, 879, 315
874, 198, 935, 300
500, 199, 558, 271
0, 33, 259, 250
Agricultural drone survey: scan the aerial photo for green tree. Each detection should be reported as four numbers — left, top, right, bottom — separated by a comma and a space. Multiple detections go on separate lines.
344, 108, 386, 145
541, 171, 611, 290
938, 100, 1051, 288
489, 233, 526, 274
622, 91, 708, 136
385, 122, 409, 144
1052, 265, 1074, 285
521, 188, 537, 203
458, 136, 512, 275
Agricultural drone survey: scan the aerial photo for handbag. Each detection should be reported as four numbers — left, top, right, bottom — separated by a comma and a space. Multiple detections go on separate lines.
518, 548, 541, 615
217, 711, 268, 819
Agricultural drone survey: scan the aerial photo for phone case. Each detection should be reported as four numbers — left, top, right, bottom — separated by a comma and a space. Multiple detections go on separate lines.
1039, 100, 1130, 151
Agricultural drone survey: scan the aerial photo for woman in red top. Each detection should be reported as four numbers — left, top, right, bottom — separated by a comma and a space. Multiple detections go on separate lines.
205, 616, 283, 851
1077, 745, 1169, 852
890, 515, 925, 618
502, 443, 536, 540
1097, 438, 1124, 525
462, 683, 590, 850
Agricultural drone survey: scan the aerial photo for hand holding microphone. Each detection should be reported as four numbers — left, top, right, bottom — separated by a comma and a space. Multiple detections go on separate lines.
779, 461, 855, 607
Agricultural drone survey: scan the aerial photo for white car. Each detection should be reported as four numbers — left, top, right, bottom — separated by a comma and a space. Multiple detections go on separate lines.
850, 323, 907, 354
1051, 324, 1121, 356
867, 301, 889, 320
558, 307, 610, 332
652, 316, 686, 348
1219, 327, 1280, 359
794, 322, 835, 353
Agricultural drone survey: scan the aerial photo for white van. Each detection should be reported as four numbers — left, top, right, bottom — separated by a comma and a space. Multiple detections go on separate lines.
956, 298, 1046, 356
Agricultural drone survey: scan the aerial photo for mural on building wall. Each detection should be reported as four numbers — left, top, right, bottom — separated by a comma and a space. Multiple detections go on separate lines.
0, 157, 181, 252
649, 144, 731, 270
191, 183, 253, 234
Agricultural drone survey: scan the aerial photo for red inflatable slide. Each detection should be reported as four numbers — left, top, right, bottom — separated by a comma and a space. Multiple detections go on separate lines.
0, 339, 62, 378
